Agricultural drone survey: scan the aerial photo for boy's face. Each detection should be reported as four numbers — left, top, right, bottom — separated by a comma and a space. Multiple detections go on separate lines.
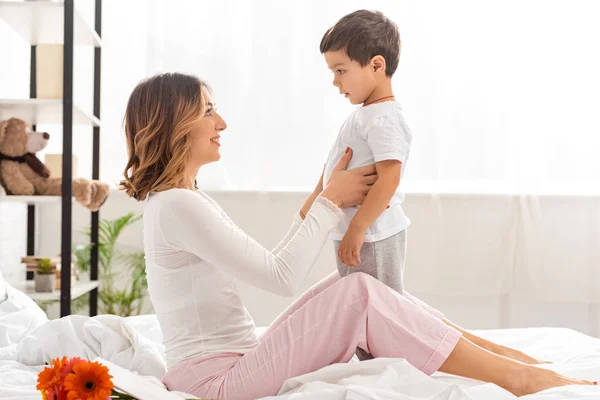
324, 50, 376, 105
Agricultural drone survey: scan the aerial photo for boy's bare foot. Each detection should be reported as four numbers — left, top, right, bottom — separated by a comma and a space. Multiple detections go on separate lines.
507, 365, 595, 397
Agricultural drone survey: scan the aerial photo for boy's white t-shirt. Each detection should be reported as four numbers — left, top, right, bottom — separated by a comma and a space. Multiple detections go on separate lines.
323, 101, 412, 243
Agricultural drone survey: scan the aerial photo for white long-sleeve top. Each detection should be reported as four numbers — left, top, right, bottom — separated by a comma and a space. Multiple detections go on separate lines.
143, 189, 343, 368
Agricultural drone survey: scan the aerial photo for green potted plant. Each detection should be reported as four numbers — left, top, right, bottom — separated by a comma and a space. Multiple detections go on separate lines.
73, 212, 148, 316
35, 258, 56, 292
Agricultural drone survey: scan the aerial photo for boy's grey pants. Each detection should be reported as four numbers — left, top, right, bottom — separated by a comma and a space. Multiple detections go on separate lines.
334, 230, 406, 361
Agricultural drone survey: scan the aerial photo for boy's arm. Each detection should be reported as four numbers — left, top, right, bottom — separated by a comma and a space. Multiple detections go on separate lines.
338, 160, 401, 266
350, 160, 401, 230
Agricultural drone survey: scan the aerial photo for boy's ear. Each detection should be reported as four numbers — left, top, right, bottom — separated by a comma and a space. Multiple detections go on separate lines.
370, 55, 386, 75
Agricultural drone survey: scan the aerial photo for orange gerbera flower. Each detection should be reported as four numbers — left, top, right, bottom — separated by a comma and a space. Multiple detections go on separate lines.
37, 357, 68, 392
42, 387, 68, 400
63, 361, 114, 400
61, 357, 87, 379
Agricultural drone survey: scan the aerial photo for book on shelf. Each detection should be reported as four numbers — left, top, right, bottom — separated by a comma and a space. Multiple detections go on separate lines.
21, 256, 61, 266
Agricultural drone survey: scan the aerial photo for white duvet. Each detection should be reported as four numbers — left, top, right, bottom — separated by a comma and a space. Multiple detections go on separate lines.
2, 284, 600, 400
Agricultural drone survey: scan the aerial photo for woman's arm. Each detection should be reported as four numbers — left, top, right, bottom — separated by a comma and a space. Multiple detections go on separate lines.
299, 166, 325, 220
160, 190, 342, 297
274, 154, 377, 257
271, 215, 302, 254
158, 150, 374, 297
271, 167, 324, 254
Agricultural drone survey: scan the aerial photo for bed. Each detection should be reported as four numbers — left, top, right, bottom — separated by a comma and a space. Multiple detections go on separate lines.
1, 284, 600, 400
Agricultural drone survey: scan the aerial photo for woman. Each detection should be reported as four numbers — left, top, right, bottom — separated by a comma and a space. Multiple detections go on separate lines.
120, 72, 593, 399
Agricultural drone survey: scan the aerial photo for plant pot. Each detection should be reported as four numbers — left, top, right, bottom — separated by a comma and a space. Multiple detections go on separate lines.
34, 274, 56, 293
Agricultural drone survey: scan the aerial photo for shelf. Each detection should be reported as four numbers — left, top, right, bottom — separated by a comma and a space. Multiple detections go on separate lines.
0, 0, 101, 47
0, 99, 100, 126
0, 195, 73, 204
12, 280, 99, 302
1, 0, 102, 318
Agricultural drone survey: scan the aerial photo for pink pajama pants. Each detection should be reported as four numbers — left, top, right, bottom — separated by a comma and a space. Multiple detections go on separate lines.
162, 272, 462, 399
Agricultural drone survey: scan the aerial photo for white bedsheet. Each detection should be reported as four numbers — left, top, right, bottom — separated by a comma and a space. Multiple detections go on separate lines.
268, 328, 600, 399
1, 284, 600, 400
0, 285, 188, 399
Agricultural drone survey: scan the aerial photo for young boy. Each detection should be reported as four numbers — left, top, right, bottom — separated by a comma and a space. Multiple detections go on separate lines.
320, 10, 412, 299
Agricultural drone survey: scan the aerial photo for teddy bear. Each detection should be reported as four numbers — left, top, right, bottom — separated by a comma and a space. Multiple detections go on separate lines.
0, 118, 109, 211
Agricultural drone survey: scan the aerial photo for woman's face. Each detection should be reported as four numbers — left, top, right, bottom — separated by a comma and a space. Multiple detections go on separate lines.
188, 95, 227, 169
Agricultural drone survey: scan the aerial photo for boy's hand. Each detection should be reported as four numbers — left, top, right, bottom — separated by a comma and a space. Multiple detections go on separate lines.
338, 226, 366, 267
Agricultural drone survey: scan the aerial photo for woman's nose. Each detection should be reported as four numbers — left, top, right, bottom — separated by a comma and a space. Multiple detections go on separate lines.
216, 113, 227, 131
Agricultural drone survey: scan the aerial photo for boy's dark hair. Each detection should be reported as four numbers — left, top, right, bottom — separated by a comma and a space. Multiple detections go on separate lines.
320, 10, 400, 77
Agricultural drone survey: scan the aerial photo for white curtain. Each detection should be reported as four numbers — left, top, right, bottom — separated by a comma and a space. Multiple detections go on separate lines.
96, 0, 600, 191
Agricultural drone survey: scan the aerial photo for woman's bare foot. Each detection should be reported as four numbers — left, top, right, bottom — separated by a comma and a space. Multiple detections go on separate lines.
507, 365, 595, 397
438, 337, 593, 398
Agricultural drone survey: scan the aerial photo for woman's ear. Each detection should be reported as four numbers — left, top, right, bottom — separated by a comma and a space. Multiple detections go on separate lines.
370, 55, 387, 75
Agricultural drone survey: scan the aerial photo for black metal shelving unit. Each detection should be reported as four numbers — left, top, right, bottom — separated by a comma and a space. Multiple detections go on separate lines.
0, 0, 102, 317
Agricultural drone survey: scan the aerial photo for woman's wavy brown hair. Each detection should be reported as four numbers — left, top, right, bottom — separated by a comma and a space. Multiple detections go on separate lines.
120, 72, 210, 201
